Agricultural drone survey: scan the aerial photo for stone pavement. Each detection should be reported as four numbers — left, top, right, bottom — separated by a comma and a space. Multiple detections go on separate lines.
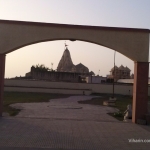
0, 96, 150, 150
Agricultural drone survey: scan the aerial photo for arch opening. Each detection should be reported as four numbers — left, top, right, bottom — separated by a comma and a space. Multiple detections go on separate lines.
5, 40, 134, 79
5, 38, 136, 62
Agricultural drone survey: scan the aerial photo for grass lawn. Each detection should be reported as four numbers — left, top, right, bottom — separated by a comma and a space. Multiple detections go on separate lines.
3, 92, 70, 116
78, 93, 133, 121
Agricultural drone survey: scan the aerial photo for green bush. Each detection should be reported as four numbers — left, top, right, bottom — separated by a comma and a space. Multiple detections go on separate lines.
114, 111, 123, 117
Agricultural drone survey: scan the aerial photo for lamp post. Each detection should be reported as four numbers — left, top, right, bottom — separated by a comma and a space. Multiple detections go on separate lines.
98, 69, 100, 76
112, 51, 116, 98
51, 63, 53, 70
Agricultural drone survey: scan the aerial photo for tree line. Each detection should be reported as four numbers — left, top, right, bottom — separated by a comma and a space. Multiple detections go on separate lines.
31, 64, 56, 72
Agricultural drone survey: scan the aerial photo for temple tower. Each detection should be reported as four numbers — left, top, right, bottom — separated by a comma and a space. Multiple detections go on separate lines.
57, 45, 74, 72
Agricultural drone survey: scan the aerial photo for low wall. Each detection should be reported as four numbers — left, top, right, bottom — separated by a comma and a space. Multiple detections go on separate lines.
91, 83, 133, 95
5, 87, 92, 95
4, 79, 135, 95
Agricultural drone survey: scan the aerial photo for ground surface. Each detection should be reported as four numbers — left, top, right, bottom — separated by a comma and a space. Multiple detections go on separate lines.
0, 95, 150, 150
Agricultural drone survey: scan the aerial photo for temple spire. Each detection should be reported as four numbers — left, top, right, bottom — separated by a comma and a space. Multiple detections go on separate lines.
57, 43, 74, 72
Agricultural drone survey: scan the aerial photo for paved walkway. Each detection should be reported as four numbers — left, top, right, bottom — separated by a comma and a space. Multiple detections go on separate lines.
0, 96, 150, 150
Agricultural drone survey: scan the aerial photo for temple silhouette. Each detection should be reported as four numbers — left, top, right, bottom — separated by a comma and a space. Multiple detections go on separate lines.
25, 45, 94, 82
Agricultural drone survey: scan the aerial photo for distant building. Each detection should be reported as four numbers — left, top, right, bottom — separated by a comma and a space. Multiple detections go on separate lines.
57, 46, 90, 73
25, 45, 94, 82
107, 65, 131, 82
86, 76, 106, 83
130, 73, 134, 79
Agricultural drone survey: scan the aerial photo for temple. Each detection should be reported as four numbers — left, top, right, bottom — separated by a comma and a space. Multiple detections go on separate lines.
107, 65, 131, 82
57, 46, 89, 73
25, 45, 93, 82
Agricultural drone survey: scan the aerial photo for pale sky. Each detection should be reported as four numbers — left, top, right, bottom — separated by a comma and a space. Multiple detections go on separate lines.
0, 0, 150, 78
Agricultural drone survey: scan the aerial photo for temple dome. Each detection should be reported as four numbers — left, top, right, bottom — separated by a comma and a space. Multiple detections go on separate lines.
75, 63, 89, 73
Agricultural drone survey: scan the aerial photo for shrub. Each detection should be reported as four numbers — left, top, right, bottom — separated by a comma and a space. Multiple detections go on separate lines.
114, 111, 123, 117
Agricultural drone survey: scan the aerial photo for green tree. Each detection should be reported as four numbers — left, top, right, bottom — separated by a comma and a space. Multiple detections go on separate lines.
33, 64, 50, 72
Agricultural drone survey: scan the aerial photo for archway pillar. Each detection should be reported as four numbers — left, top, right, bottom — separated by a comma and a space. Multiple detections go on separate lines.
0, 54, 5, 116
132, 62, 149, 123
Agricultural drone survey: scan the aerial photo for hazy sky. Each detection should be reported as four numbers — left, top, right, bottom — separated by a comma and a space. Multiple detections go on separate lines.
0, 0, 150, 77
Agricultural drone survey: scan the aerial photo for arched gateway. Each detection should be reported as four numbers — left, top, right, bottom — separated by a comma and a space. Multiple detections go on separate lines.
0, 20, 149, 123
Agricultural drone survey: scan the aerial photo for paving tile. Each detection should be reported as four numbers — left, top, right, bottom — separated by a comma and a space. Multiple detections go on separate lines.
0, 96, 149, 150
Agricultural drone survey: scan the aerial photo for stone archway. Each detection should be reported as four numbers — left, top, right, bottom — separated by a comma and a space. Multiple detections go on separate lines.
0, 19, 149, 123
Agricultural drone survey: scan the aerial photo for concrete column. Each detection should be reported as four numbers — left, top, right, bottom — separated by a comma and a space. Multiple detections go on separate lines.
132, 62, 149, 123
0, 54, 5, 116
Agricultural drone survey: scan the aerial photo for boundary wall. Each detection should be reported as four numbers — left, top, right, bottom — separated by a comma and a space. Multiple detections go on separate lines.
4, 79, 134, 96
